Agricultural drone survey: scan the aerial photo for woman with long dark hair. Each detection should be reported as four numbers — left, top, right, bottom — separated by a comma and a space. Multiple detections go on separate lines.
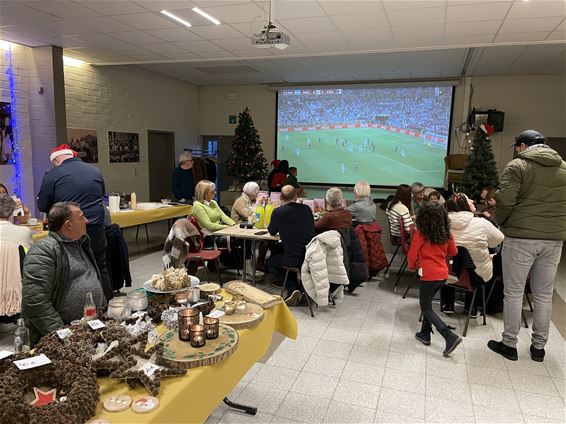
385, 184, 414, 239
408, 203, 462, 357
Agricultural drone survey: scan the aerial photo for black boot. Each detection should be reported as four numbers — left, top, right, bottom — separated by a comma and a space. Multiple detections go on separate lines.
415, 320, 433, 346
438, 327, 462, 357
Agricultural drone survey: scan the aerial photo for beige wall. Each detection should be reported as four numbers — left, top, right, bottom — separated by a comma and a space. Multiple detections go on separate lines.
198, 75, 566, 173
64, 63, 200, 201
198, 85, 276, 159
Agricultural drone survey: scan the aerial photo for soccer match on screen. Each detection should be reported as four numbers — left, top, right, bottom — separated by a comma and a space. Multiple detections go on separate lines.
277, 86, 453, 187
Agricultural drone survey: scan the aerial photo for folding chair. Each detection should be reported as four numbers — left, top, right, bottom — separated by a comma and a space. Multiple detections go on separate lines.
393, 218, 414, 292
383, 214, 402, 275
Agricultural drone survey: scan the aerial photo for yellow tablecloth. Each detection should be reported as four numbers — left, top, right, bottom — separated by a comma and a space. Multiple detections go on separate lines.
94, 295, 297, 423
111, 205, 193, 229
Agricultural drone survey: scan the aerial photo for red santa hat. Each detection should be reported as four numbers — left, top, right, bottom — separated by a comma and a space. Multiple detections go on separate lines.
50, 144, 77, 162
480, 123, 495, 137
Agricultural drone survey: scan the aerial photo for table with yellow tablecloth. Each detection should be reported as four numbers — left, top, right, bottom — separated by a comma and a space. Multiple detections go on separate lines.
94, 293, 298, 423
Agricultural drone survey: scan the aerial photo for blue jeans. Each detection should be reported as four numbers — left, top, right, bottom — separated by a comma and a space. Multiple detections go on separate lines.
501, 237, 563, 349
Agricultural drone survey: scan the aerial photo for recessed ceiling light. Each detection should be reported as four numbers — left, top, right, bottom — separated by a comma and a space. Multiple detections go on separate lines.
63, 56, 87, 66
192, 7, 221, 25
0, 40, 12, 50
161, 10, 192, 28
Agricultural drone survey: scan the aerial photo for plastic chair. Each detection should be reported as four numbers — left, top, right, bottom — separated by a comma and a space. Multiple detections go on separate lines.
279, 267, 314, 318
186, 216, 223, 285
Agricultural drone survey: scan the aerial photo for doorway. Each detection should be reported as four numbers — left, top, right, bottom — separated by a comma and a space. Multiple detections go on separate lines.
202, 135, 234, 192
148, 130, 175, 202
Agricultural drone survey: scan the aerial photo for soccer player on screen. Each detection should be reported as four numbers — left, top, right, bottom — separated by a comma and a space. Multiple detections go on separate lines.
340, 163, 345, 174
354, 162, 360, 173
307, 140, 311, 148
295, 148, 300, 157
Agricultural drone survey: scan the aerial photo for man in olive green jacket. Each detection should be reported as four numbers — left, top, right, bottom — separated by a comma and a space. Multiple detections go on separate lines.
22, 202, 107, 346
488, 130, 566, 363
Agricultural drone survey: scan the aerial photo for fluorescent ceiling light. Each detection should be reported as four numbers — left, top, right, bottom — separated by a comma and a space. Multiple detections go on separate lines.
0, 40, 12, 50
160, 10, 192, 28
192, 7, 221, 25
63, 56, 87, 66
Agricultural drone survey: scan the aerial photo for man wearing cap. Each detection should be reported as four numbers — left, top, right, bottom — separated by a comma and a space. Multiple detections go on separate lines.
488, 130, 566, 362
37, 144, 112, 300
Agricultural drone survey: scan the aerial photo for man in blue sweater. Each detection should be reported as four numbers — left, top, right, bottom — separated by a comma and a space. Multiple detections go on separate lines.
37, 144, 112, 300
171, 151, 195, 203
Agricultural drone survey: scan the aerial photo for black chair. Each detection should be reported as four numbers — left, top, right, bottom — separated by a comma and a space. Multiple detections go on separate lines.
280, 267, 314, 317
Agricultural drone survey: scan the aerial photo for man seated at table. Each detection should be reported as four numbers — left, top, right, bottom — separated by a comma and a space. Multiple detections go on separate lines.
267, 185, 314, 306
21, 202, 107, 346
0, 193, 32, 248
315, 187, 352, 233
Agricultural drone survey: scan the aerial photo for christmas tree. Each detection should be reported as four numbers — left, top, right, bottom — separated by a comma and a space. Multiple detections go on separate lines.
226, 107, 268, 185
460, 123, 499, 201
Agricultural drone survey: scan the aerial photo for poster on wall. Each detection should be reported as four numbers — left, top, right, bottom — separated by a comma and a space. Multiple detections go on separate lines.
0, 102, 13, 165
108, 131, 140, 163
67, 128, 98, 163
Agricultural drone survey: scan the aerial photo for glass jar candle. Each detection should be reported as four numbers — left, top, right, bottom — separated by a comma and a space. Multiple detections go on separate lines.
203, 317, 219, 340
107, 297, 131, 321
127, 291, 148, 311
175, 290, 189, 305
178, 308, 199, 341
235, 300, 248, 315
224, 301, 236, 315
189, 324, 206, 348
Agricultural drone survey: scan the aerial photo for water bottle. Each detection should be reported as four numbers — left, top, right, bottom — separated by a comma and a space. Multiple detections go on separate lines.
83, 291, 97, 321
255, 204, 265, 229
264, 200, 274, 227
14, 318, 30, 353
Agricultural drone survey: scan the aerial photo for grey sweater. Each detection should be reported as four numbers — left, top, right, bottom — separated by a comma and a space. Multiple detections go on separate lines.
347, 197, 376, 224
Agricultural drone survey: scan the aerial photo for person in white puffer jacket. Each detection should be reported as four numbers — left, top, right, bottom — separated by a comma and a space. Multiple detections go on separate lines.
446, 193, 505, 282
301, 230, 349, 306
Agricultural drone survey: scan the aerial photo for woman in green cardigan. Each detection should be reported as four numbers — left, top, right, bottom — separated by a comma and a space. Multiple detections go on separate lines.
193, 180, 235, 234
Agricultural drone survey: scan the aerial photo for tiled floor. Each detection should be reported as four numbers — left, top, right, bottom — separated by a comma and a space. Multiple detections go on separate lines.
2, 239, 565, 424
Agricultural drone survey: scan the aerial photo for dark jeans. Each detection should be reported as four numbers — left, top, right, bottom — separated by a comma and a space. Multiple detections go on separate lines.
265, 243, 301, 293
420, 281, 448, 332
87, 228, 113, 300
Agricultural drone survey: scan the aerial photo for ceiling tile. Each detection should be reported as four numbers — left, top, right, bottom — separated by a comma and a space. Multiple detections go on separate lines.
159, 51, 202, 60
279, 16, 337, 34
230, 48, 275, 57
196, 50, 236, 58
445, 20, 502, 37
319, 1, 383, 16
495, 31, 551, 43
392, 24, 444, 42
387, 7, 446, 27
139, 42, 189, 54
330, 12, 389, 31
34, 19, 88, 35
192, 1, 250, 7
0, 5, 59, 24
110, 30, 165, 44
134, 1, 199, 12
0, 16, 21, 27
547, 21, 566, 40
69, 32, 124, 46
27, 2, 102, 19
443, 34, 495, 46
112, 12, 179, 30
202, 3, 266, 24
295, 31, 346, 51
341, 27, 393, 44
211, 37, 253, 50
82, 16, 137, 33
108, 44, 153, 55
79, 1, 149, 16
446, 2, 512, 23
499, 17, 564, 34
174, 39, 227, 52
119, 53, 168, 61
507, 0, 566, 19
188, 24, 246, 39
383, 1, 445, 12
146, 27, 204, 42
273, 0, 327, 20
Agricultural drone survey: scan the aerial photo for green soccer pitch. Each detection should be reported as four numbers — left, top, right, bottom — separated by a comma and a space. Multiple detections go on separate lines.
277, 127, 446, 187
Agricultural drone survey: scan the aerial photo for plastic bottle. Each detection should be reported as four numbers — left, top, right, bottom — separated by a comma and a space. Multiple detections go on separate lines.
264, 200, 274, 228
83, 291, 97, 321
130, 191, 137, 210
42, 212, 49, 231
14, 318, 30, 353
255, 202, 265, 229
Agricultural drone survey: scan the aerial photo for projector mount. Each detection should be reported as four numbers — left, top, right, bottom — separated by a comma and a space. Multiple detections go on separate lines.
251, 0, 290, 49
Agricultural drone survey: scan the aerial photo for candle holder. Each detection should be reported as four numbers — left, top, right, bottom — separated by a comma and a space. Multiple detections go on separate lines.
224, 301, 236, 315
178, 308, 199, 341
127, 291, 148, 311
235, 300, 248, 315
189, 324, 206, 348
189, 287, 200, 303
175, 290, 190, 305
203, 317, 219, 340
107, 297, 131, 321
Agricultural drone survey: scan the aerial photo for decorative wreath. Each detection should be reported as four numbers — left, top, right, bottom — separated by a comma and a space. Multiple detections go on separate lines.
0, 358, 99, 424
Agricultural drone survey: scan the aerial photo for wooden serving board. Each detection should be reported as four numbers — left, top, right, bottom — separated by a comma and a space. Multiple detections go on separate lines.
219, 302, 264, 330
224, 280, 282, 309
159, 324, 238, 369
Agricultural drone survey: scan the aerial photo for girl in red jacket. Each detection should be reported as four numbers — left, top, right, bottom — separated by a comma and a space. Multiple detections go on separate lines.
408, 202, 462, 357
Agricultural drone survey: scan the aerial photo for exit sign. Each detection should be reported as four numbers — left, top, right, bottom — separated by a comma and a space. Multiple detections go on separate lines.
228, 115, 237, 124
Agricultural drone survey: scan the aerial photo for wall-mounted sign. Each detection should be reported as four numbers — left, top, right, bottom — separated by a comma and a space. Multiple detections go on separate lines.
228, 115, 237, 124
225, 92, 240, 101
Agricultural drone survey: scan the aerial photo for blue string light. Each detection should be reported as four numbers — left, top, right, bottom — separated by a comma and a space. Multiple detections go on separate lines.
5, 44, 23, 199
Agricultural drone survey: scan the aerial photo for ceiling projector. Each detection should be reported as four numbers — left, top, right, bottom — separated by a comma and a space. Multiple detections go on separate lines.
251, 23, 290, 49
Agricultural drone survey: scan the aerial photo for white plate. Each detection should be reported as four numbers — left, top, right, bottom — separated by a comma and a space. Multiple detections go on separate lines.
143, 275, 200, 294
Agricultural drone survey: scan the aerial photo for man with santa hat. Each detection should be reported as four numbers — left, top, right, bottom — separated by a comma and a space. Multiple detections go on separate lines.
37, 144, 112, 300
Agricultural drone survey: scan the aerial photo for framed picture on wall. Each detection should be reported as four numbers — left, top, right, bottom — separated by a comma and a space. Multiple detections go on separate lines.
108, 131, 140, 163
0, 102, 13, 165
67, 128, 98, 163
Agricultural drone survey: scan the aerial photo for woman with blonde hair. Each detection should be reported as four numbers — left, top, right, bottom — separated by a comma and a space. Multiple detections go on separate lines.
347, 180, 376, 224
193, 180, 234, 232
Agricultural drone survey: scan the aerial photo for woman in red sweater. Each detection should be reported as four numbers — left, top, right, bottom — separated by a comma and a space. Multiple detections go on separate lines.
408, 203, 462, 357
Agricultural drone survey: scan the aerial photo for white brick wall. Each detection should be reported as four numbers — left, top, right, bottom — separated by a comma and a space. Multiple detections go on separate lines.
64, 63, 200, 201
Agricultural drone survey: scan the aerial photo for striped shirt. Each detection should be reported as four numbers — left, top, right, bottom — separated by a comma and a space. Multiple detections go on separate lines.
386, 202, 414, 238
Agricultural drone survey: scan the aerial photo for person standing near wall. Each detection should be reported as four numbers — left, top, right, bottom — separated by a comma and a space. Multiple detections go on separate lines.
37, 144, 112, 301
488, 130, 566, 362
171, 151, 195, 203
